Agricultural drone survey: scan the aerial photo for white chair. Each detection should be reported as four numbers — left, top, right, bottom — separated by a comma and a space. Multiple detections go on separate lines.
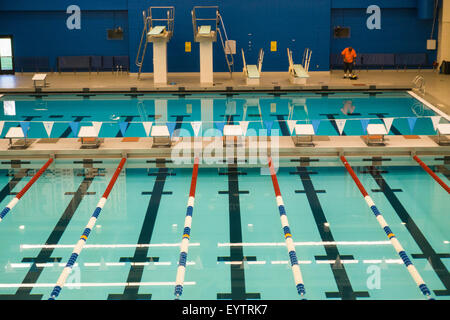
366, 123, 387, 145
151, 125, 171, 147
294, 124, 315, 146
223, 124, 243, 147
32, 73, 47, 88
437, 123, 450, 145
5, 127, 28, 149
78, 126, 100, 148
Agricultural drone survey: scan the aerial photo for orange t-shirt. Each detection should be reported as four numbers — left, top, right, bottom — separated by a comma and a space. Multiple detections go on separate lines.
341, 48, 357, 63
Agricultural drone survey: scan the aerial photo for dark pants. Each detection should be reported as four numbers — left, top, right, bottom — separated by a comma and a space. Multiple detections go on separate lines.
344, 62, 353, 74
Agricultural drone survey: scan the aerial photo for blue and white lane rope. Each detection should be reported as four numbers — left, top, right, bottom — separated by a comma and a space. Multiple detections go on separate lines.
48, 158, 127, 300
0, 158, 53, 223
174, 157, 199, 299
268, 157, 306, 297
340, 155, 433, 299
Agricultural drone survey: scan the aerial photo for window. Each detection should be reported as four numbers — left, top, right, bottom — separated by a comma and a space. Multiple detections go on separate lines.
0, 36, 14, 74
334, 26, 351, 39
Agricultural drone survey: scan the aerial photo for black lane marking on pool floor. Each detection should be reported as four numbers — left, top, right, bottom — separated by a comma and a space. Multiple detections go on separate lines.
319, 114, 347, 136
271, 114, 290, 136
368, 113, 402, 135
116, 115, 139, 137
59, 116, 92, 138
293, 166, 370, 299
0, 169, 30, 204
217, 162, 260, 300
365, 166, 450, 297
171, 115, 191, 137
108, 167, 172, 300
0, 169, 98, 300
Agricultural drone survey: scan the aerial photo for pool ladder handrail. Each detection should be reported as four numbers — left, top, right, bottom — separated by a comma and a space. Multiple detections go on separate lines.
412, 75, 425, 96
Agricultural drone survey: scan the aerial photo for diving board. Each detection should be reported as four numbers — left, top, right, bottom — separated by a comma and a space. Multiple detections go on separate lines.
136, 6, 174, 85
242, 48, 264, 85
288, 48, 310, 85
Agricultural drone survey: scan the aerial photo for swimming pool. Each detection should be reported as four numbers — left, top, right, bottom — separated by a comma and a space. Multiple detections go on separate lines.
0, 156, 448, 300
0, 91, 447, 138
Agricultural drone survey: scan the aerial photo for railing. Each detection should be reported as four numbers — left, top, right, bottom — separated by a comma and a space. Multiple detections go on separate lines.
412, 75, 425, 96
136, 6, 175, 78
192, 6, 235, 76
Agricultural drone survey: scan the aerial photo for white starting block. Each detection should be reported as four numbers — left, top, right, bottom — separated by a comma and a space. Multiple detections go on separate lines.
151, 125, 171, 147
223, 124, 243, 147
287, 48, 310, 85
294, 124, 315, 146
366, 123, 387, 145
78, 126, 100, 148
32, 73, 47, 88
436, 123, 450, 145
5, 127, 28, 149
242, 48, 263, 85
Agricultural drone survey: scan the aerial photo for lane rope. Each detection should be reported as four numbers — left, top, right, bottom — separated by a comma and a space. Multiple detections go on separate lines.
0, 158, 54, 222
174, 157, 199, 299
48, 157, 127, 300
268, 157, 306, 297
340, 155, 433, 299
413, 155, 450, 194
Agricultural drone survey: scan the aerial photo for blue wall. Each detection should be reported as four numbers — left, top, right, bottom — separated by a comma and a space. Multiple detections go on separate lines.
0, 0, 439, 72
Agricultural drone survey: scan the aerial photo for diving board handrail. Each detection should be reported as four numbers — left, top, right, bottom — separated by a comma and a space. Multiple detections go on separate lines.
302, 48, 312, 72
340, 156, 433, 300
413, 155, 450, 193
267, 157, 306, 297
174, 157, 200, 299
241, 48, 248, 76
217, 12, 235, 76
257, 48, 264, 73
49, 158, 127, 300
0, 158, 54, 223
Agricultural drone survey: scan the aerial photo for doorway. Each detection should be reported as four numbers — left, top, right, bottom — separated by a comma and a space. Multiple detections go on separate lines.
0, 35, 14, 74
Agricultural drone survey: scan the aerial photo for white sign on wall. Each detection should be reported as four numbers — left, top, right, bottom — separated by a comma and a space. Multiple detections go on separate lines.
366, 5, 381, 30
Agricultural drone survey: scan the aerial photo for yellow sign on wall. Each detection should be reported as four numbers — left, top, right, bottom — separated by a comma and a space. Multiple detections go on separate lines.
185, 42, 191, 52
270, 41, 277, 52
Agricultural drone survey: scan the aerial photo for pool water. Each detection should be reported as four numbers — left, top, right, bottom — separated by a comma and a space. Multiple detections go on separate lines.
0, 91, 446, 138
0, 158, 448, 300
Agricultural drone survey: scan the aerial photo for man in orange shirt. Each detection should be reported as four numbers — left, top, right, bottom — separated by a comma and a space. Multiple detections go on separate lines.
341, 47, 357, 78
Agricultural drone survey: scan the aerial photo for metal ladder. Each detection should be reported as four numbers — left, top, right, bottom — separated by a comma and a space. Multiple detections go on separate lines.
302, 48, 312, 72
217, 11, 235, 76
135, 6, 175, 79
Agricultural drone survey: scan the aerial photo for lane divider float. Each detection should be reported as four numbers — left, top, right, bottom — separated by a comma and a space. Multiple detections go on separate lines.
413, 155, 450, 194
174, 157, 199, 299
0, 158, 54, 222
268, 157, 306, 298
49, 157, 127, 300
340, 155, 433, 299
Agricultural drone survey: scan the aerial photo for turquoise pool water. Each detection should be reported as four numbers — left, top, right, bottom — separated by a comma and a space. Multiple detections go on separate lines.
0, 157, 448, 300
0, 91, 446, 138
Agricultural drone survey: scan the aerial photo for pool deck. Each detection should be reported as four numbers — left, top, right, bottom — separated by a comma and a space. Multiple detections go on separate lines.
0, 135, 448, 163
1, 70, 449, 161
